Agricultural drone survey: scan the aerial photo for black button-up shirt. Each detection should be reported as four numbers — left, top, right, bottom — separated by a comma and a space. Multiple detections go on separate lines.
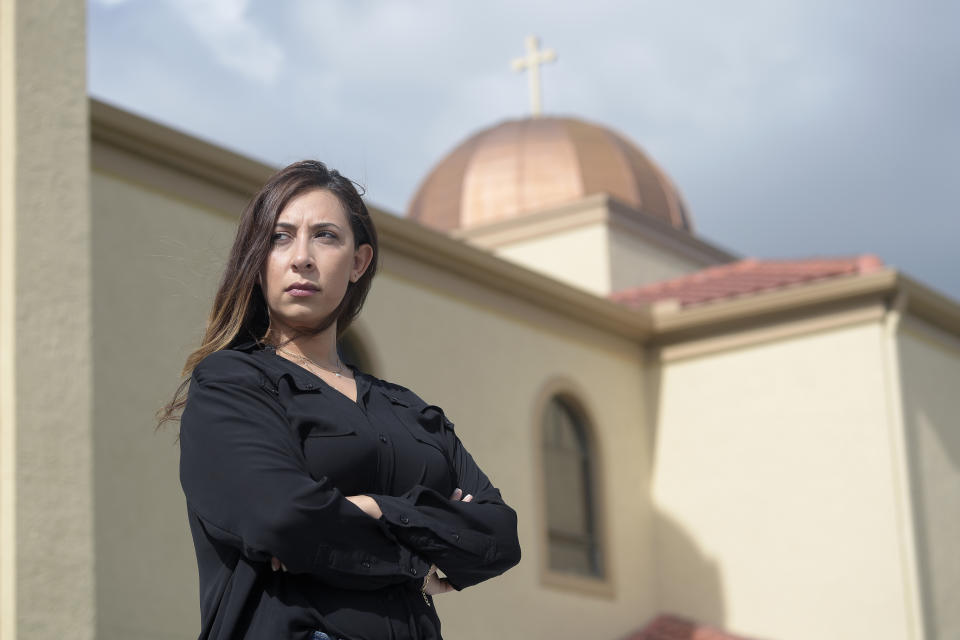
178, 340, 522, 640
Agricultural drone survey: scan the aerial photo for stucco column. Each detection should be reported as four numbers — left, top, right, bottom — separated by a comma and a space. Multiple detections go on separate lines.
0, 0, 95, 638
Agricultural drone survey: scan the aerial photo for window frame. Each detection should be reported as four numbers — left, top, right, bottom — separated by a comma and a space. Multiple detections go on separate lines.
532, 377, 614, 598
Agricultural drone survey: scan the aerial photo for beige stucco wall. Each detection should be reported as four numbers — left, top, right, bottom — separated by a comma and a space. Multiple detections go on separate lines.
898, 319, 960, 640
89, 163, 657, 638
607, 226, 707, 293
90, 168, 243, 639
649, 317, 916, 640
494, 220, 612, 295
1, 1, 95, 638
488, 209, 714, 297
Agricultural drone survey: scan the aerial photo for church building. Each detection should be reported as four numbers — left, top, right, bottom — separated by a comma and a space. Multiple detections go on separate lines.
3, 5, 959, 640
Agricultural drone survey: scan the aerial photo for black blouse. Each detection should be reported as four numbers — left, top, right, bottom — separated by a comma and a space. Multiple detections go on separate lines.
178, 339, 521, 640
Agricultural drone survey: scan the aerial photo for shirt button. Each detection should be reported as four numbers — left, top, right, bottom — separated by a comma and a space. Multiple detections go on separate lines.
409, 567, 418, 576
453, 533, 460, 541
400, 515, 409, 524
379, 434, 388, 443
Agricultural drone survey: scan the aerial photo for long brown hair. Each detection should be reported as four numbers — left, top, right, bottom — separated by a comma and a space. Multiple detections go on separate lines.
156, 160, 379, 431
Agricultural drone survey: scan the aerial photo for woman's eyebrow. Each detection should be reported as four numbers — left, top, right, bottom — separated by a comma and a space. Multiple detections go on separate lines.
273, 221, 342, 231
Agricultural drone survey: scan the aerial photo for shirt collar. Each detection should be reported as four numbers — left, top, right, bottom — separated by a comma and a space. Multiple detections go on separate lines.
230, 337, 373, 401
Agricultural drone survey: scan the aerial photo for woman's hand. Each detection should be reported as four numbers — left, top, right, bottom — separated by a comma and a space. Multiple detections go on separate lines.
270, 488, 473, 574
449, 487, 473, 503
345, 494, 383, 519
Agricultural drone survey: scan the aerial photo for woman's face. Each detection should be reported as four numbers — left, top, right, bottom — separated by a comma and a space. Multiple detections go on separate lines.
261, 188, 373, 334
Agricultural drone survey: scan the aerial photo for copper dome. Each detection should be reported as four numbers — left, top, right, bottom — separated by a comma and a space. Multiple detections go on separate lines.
406, 116, 693, 233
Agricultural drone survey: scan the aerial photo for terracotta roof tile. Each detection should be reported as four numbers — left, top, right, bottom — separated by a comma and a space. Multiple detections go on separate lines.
609, 255, 884, 309
623, 614, 760, 640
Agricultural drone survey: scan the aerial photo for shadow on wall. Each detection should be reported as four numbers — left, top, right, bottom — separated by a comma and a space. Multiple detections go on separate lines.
903, 403, 960, 640
646, 508, 727, 633
897, 329, 960, 640
640, 361, 728, 633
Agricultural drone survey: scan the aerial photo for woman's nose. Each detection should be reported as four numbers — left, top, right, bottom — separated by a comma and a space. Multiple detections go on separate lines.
292, 254, 314, 270
292, 239, 315, 270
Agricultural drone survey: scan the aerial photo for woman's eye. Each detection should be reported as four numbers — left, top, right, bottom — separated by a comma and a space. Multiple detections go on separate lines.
270, 230, 336, 242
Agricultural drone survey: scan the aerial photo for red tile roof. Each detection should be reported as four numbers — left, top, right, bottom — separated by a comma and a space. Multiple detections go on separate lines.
609, 255, 884, 309
624, 614, 760, 640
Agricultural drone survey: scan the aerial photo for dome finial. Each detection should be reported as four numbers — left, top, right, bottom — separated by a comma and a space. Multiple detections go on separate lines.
510, 35, 557, 118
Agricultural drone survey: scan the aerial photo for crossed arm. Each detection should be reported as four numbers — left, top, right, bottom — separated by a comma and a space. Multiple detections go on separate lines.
271, 489, 474, 596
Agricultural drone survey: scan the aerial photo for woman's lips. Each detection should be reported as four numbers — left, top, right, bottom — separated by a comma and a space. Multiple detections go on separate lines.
287, 288, 317, 297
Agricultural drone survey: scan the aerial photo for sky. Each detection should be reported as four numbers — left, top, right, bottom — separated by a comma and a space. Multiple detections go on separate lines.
88, 0, 960, 301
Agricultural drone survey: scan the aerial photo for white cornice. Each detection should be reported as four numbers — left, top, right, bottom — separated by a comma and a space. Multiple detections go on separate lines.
450, 193, 738, 266
89, 97, 960, 346
90, 99, 274, 196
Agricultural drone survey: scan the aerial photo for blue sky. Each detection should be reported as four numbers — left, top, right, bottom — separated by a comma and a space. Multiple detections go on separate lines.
88, 0, 960, 300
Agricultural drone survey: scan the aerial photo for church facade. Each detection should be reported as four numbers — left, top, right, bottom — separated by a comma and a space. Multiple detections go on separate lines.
3, 4, 959, 639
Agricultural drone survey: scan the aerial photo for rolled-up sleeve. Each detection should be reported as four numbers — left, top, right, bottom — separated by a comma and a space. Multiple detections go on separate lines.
178, 352, 431, 589
373, 404, 522, 591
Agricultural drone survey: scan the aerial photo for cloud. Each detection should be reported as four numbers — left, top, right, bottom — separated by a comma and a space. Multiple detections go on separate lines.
165, 0, 283, 83
86, 0, 960, 300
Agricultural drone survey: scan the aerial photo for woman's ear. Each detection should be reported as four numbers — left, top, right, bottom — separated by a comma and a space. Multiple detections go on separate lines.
352, 244, 374, 282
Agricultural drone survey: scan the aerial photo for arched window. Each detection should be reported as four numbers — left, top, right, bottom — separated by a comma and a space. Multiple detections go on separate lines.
542, 395, 603, 578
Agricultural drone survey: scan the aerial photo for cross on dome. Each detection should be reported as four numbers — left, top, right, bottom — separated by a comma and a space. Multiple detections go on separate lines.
511, 35, 557, 118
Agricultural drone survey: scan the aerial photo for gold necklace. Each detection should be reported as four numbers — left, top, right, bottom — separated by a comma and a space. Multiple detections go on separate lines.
275, 345, 344, 378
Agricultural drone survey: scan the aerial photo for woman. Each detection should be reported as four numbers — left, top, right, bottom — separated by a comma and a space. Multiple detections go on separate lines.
159, 160, 522, 640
